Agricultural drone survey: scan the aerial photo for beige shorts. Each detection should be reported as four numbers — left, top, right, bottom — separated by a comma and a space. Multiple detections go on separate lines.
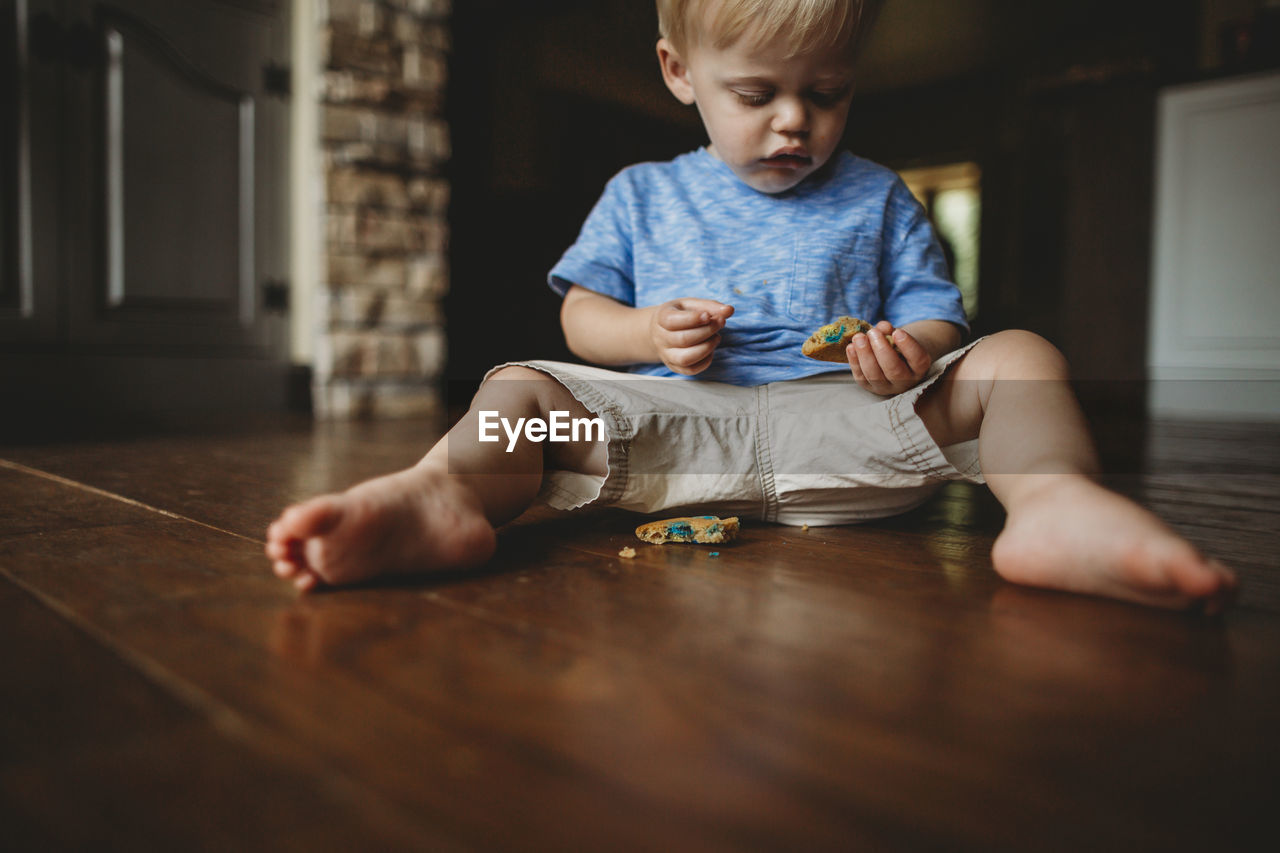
493, 340, 984, 527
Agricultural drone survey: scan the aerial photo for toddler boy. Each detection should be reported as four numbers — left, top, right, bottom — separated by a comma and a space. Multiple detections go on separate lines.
266, 0, 1236, 612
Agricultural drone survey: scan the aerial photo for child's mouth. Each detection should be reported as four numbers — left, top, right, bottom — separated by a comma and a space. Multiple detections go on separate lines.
761, 152, 813, 169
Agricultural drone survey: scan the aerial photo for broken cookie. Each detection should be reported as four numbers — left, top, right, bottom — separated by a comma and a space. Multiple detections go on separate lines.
635, 515, 740, 545
801, 316, 872, 362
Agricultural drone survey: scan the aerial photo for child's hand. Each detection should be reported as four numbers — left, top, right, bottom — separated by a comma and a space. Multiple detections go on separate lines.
847, 321, 934, 395
650, 299, 734, 375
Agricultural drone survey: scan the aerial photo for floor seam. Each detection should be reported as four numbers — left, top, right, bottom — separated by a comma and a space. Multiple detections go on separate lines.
0, 458, 263, 544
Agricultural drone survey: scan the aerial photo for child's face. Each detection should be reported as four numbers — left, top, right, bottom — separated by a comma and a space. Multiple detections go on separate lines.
659, 26, 856, 194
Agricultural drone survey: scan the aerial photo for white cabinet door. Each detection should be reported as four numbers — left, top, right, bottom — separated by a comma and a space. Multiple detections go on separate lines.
60, 0, 288, 353
1149, 71, 1280, 419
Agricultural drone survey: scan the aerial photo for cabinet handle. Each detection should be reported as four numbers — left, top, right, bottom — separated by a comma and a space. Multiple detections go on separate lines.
263, 280, 290, 313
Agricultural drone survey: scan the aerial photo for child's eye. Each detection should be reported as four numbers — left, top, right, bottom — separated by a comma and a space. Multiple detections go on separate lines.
809, 88, 850, 107
734, 91, 773, 107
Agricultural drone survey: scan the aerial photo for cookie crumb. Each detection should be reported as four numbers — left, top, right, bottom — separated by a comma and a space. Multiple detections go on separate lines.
618, 547, 637, 559
801, 524, 810, 532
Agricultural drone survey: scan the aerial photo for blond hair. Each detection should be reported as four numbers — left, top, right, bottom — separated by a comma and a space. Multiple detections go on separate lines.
656, 0, 870, 57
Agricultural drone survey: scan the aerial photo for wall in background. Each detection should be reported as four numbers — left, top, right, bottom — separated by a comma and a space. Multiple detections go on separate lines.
300, 0, 451, 419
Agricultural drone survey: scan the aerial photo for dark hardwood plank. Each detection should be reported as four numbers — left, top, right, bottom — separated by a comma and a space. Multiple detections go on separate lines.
0, 462, 147, 537
1, 475, 902, 848
436, 516, 1280, 847
1144, 420, 1280, 476
0, 417, 437, 545
6, 417, 1276, 605
3, 417, 1279, 850
0, 576, 450, 851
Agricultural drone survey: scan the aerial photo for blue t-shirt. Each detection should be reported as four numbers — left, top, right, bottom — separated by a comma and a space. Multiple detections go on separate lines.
548, 148, 967, 386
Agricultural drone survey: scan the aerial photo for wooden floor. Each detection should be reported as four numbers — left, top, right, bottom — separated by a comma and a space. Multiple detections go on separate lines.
2, 414, 1278, 851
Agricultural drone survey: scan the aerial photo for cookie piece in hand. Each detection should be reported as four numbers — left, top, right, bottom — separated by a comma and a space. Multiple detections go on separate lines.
635, 516, 740, 545
801, 316, 872, 362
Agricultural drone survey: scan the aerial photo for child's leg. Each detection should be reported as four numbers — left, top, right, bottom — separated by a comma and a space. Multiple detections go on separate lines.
916, 330, 1237, 611
265, 366, 607, 591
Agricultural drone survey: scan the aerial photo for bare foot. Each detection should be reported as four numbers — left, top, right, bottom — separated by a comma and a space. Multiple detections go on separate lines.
265, 464, 497, 592
991, 477, 1237, 613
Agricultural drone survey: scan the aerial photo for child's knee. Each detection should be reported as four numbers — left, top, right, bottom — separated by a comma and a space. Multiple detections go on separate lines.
476, 366, 553, 413
972, 329, 1069, 379
479, 365, 590, 419
485, 365, 552, 385
478, 365, 606, 476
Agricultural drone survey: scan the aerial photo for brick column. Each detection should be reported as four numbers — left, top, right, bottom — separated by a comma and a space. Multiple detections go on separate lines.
311, 0, 451, 419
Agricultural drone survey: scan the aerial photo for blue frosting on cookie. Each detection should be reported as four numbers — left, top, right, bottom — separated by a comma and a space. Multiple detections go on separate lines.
667, 522, 694, 539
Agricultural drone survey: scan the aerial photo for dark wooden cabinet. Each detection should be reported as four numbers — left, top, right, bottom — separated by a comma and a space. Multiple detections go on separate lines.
2, 0, 291, 429
2, 0, 60, 345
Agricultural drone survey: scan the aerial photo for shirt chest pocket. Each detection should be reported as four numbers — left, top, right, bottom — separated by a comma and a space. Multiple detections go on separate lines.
787, 232, 882, 324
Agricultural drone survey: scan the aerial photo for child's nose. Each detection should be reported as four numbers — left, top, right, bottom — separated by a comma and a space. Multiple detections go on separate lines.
771, 97, 809, 134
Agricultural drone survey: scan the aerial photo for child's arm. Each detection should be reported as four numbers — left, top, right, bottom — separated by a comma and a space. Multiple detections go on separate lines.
560, 285, 734, 376
846, 319, 963, 396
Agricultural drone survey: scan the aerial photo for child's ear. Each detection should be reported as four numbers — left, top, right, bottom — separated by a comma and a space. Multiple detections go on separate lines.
656, 39, 696, 105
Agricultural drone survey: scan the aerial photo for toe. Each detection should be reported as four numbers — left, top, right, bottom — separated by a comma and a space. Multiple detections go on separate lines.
303, 537, 331, 578
280, 498, 344, 539
274, 559, 300, 579
294, 571, 320, 592
1166, 547, 1234, 599
1201, 560, 1238, 613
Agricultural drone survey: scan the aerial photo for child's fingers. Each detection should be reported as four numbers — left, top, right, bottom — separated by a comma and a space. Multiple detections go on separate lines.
658, 304, 714, 332
846, 346, 868, 386
849, 333, 891, 392
662, 299, 733, 329
868, 328, 915, 383
891, 328, 933, 376
675, 298, 733, 317
664, 335, 721, 374
681, 352, 716, 375
660, 318, 722, 349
